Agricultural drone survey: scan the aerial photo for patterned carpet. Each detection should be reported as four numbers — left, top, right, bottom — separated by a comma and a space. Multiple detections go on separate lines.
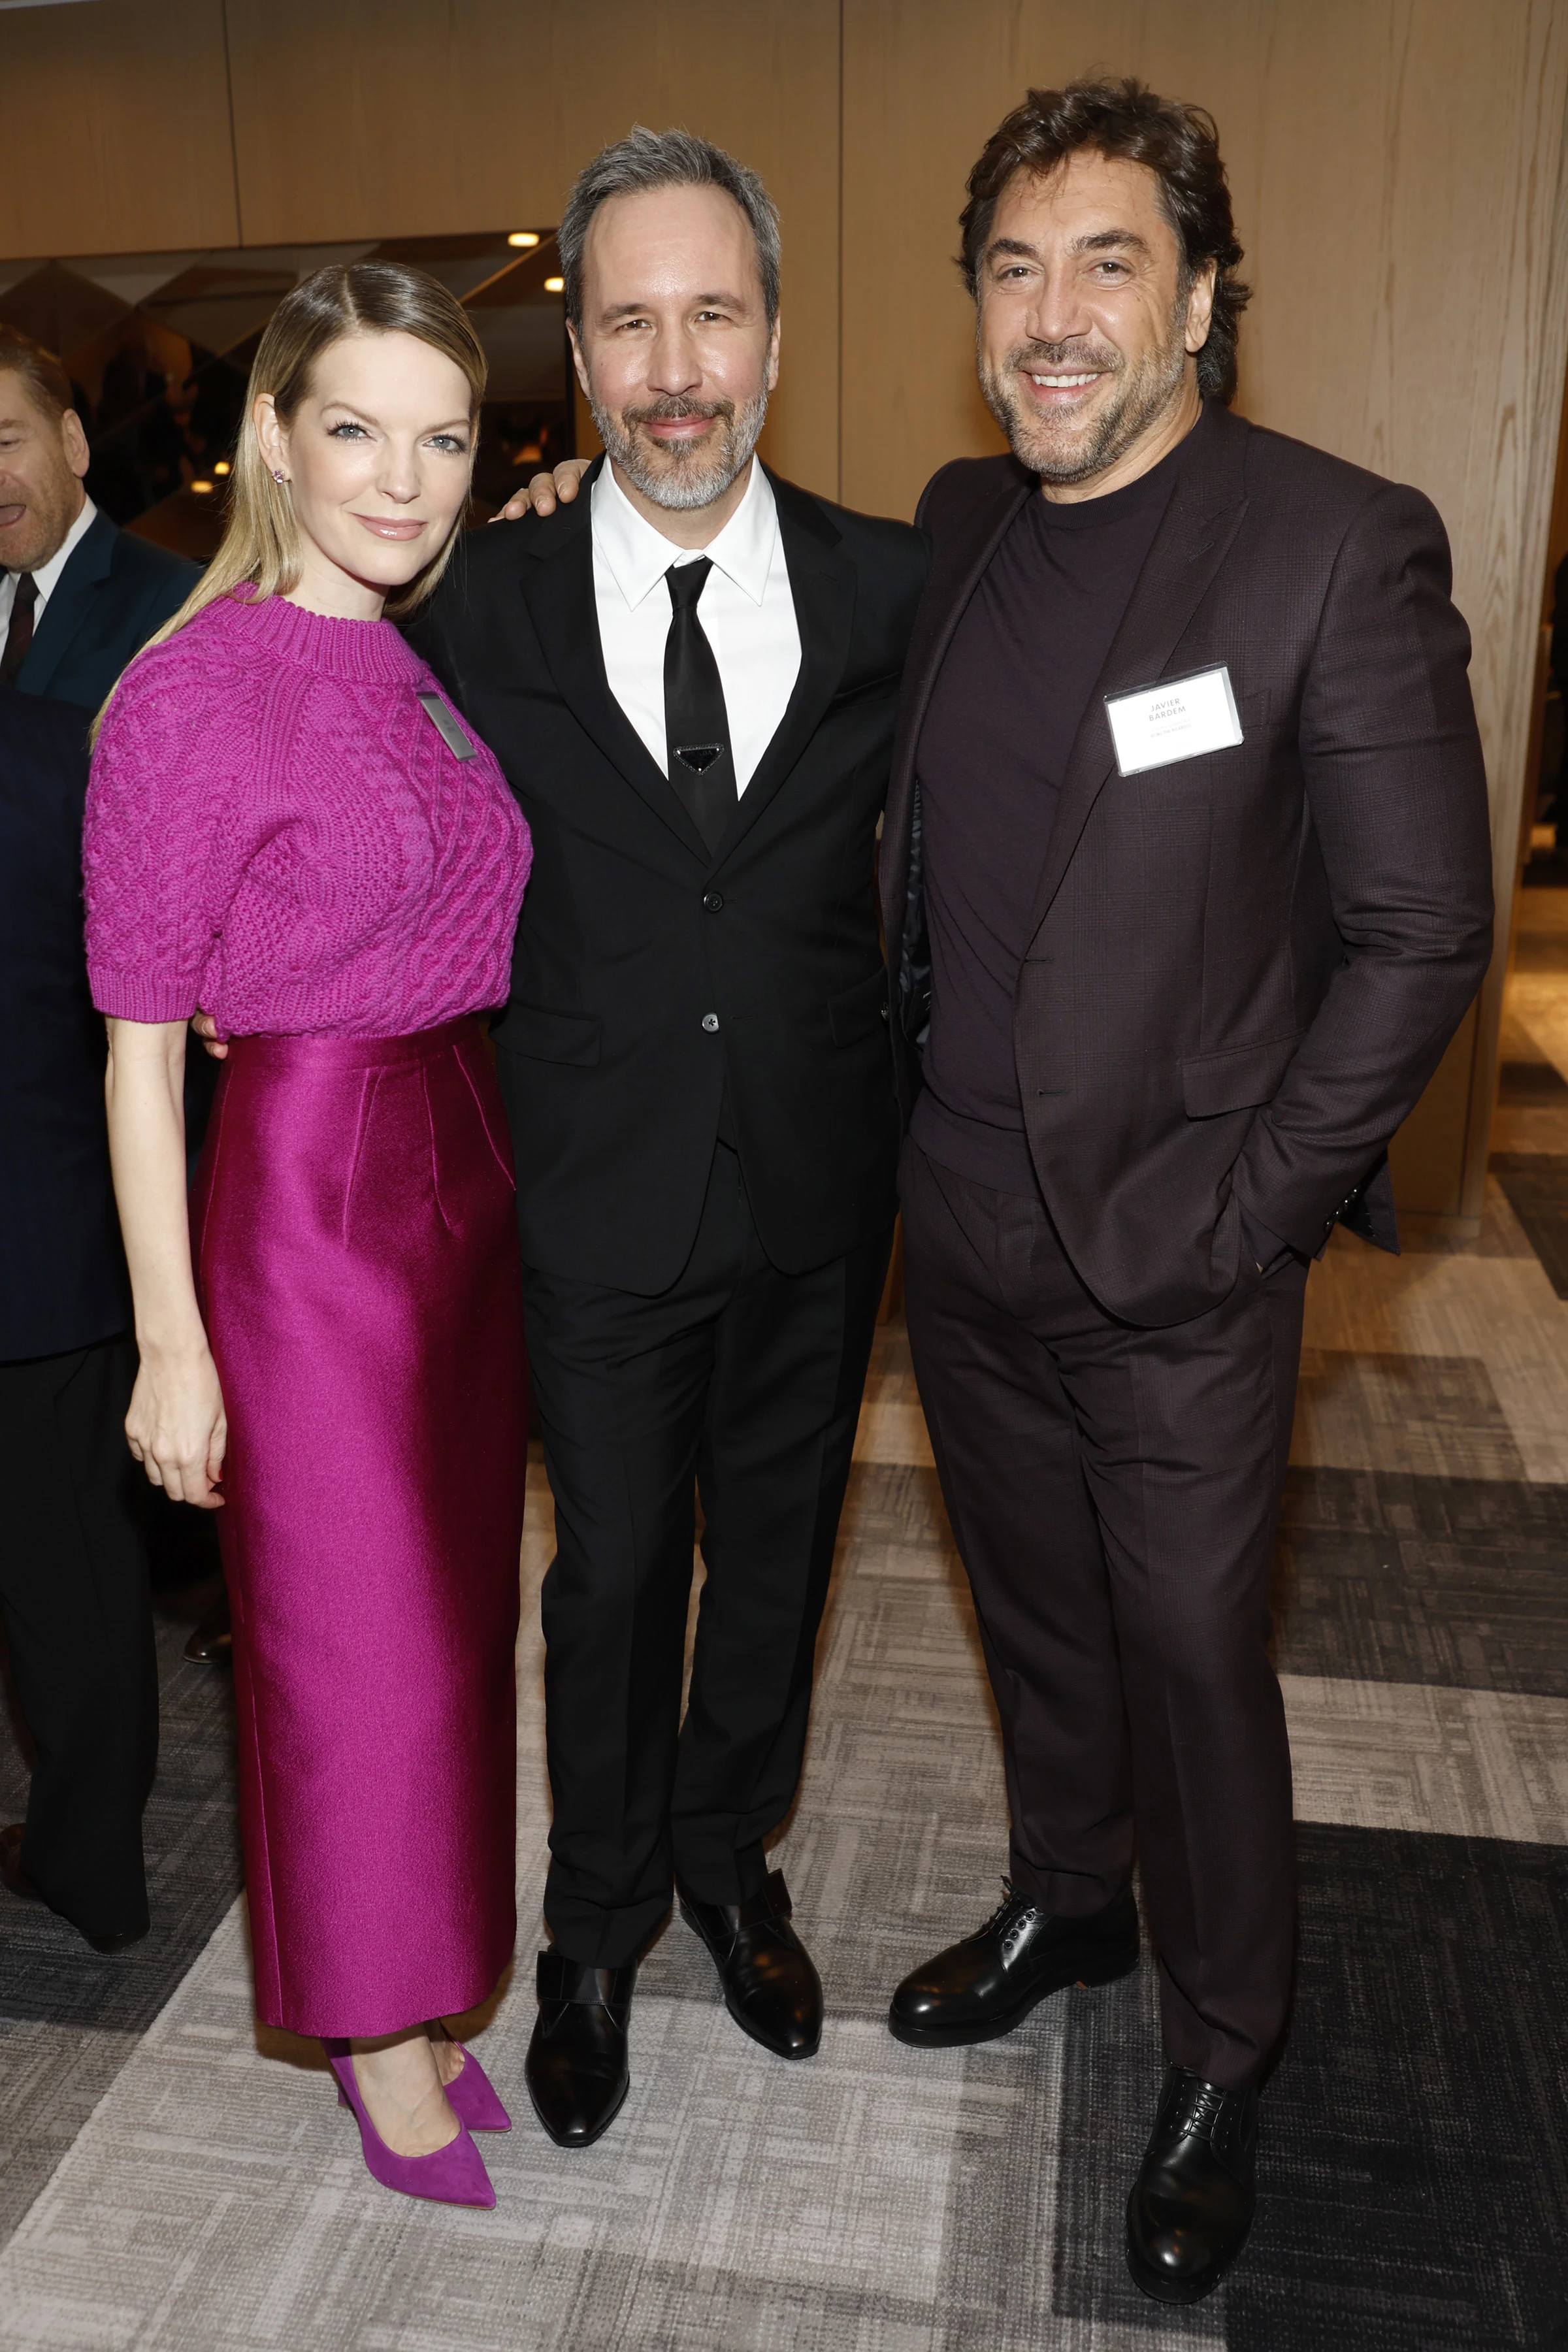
3, 915, 1568, 2347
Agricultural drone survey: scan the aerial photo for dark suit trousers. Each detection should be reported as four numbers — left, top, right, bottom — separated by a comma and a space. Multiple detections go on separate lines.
524, 1141, 892, 1967
0, 1335, 157, 1937
900, 1139, 1305, 2090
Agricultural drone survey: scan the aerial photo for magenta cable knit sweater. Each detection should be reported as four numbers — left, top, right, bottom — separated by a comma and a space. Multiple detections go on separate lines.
84, 589, 531, 1037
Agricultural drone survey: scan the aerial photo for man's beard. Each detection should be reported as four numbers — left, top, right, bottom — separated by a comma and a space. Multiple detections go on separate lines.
593, 388, 769, 512
979, 304, 1188, 486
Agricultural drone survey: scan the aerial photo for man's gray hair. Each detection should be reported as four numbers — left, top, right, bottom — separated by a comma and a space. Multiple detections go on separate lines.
558, 126, 781, 328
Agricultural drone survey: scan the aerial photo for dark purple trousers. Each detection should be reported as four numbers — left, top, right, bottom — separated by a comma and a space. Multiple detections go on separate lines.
900, 1137, 1307, 2091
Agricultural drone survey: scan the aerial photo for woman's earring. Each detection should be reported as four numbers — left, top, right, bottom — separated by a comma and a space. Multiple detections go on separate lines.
272, 469, 287, 483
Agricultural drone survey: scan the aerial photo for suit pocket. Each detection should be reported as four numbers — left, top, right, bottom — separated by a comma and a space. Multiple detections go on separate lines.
828, 970, 890, 1045
1182, 1030, 1302, 1119
829, 668, 904, 711
495, 1003, 602, 1067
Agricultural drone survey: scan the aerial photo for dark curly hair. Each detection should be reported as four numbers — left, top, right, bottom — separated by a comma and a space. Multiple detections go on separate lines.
958, 78, 1250, 405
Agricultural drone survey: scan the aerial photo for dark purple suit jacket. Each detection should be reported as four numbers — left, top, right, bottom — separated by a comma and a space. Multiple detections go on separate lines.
879, 402, 1495, 1327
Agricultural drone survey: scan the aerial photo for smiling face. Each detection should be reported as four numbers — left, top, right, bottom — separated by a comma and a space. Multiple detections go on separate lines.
253, 329, 476, 617
0, 371, 89, 575
571, 182, 779, 529
975, 149, 1215, 497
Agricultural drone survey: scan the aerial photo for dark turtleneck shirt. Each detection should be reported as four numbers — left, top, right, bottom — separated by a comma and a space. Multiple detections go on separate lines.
911, 428, 1193, 1196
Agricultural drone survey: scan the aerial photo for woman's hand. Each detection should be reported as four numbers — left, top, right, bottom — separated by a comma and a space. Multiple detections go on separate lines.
489, 456, 594, 523
126, 1342, 227, 1507
104, 1015, 227, 1506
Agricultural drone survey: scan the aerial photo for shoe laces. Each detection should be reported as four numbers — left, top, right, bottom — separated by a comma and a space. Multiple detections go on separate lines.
1161, 2074, 1229, 2146
977, 1877, 1043, 1951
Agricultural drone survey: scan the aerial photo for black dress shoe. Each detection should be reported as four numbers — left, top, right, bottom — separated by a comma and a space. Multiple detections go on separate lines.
526, 1951, 635, 2148
678, 1869, 823, 2060
1126, 2064, 1258, 2302
2, 1826, 147, 1952
888, 1878, 1139, 2046
184, 1588, 232, 1664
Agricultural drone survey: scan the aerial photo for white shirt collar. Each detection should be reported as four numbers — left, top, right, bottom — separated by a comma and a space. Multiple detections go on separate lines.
591, 457, 777, 612
32, 494, 98, 602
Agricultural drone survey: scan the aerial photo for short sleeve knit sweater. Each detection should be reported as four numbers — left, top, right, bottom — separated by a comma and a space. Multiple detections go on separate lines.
83, 589, 531, 1038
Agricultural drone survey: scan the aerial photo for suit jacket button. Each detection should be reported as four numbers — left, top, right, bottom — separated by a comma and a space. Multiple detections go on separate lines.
703, 891, 724, 911
702, 1013, 720, 1032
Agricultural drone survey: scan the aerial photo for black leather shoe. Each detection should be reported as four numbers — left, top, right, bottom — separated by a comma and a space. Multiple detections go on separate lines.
2, 1826, 147, 1952
184, 1588, 232, 1664
1126, 2065, 1258, 2303
678, 1869, 823, 2060
889, 1878, 1139, 2046
526, 1951, 635, 2148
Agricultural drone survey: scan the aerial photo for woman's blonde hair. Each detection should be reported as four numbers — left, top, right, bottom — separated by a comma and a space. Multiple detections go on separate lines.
95, 261, 486, 736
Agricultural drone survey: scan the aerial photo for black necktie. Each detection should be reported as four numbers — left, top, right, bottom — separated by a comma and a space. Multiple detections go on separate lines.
0, 572, 37, 685
664, 559, 736, 853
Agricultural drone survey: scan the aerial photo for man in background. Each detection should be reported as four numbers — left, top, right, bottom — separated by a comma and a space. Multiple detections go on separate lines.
0, 327, 195, 708
0, 685, 157, 1951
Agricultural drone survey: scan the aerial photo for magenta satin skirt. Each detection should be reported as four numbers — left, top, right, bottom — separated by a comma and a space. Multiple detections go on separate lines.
191, 1019, 525, 2038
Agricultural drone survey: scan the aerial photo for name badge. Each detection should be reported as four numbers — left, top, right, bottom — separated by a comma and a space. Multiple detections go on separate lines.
1104, 664, 1242, 776
417, 691, 476, 760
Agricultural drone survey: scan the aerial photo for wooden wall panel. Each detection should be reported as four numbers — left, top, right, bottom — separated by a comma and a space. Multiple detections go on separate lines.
0, 0, 239, 257
223, 0, 841, 498
842, 0, 1568, 1217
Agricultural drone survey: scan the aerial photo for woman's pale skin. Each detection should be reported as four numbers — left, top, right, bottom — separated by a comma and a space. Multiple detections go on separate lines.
106, 329, 480, 2160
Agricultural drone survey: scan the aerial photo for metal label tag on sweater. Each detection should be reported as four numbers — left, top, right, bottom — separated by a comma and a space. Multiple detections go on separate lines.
417, 693, 476, 760
1104, 664, 1242, 776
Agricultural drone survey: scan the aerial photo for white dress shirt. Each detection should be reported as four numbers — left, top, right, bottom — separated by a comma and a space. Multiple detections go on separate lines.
591, 459, 801, 794
0, 494, 97, 657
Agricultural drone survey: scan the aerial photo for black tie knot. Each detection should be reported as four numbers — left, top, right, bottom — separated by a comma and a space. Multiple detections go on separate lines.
666, 557, 713, 612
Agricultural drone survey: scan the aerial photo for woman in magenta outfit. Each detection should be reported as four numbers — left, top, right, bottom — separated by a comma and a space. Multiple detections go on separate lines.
83, 265, 531, 2210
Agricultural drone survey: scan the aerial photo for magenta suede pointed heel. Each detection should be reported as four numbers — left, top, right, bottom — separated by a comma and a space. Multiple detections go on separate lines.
333, 2038, 512, 2132
442, 2044, 512, 2131
324, 2041, 496, 2208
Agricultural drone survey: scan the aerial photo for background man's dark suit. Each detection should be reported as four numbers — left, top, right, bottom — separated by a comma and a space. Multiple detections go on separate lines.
413, 459, 927, 1962
0, 686, 157, 1942
10, 508, 195, 713
881, 403, 1494, 2084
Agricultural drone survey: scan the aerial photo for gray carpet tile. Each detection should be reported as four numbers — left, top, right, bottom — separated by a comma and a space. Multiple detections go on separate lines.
1497, 1058, 1568, 1104
0, 1582, 239, 2243
1291, 1349, 1526, 1481
1052, 1828, 1568, 2352
1273, 1467, 1568, 1695
1492, 1154, 1568, 1300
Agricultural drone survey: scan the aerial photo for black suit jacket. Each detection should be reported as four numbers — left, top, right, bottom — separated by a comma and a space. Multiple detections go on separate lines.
16, 510, 197, 712
410, 460, 929, 1291
0, 686, 131, 1362
881, 403, 1495, 1328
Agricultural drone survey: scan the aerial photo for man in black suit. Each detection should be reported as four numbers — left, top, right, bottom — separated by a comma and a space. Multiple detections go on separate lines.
0, 686, 157, 1950
877, 82, 1494, 2302
412, 128, 927, 2146
0, 326, 197, 712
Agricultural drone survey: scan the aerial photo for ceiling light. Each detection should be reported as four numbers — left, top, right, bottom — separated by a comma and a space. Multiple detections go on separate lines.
544, 276, 564, 293
191, 480, 214, 495
213, 459, 231, 476
507, 231, 541, 249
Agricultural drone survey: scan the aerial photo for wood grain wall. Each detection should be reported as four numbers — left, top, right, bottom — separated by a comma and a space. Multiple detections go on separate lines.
222, 0, 841, 498
0, 0, 239, 257
6, 0, 1568, 1218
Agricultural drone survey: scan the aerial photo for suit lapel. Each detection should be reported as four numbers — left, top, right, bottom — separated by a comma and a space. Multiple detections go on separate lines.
708, 468, 856, 864
18, 510, 116, 698
1024, 406, 1250, 940
518, 459, 710, 862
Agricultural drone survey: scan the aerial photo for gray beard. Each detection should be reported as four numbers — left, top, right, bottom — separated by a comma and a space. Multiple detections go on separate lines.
592, 389, 770, 512
981, 320, 1188, 486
